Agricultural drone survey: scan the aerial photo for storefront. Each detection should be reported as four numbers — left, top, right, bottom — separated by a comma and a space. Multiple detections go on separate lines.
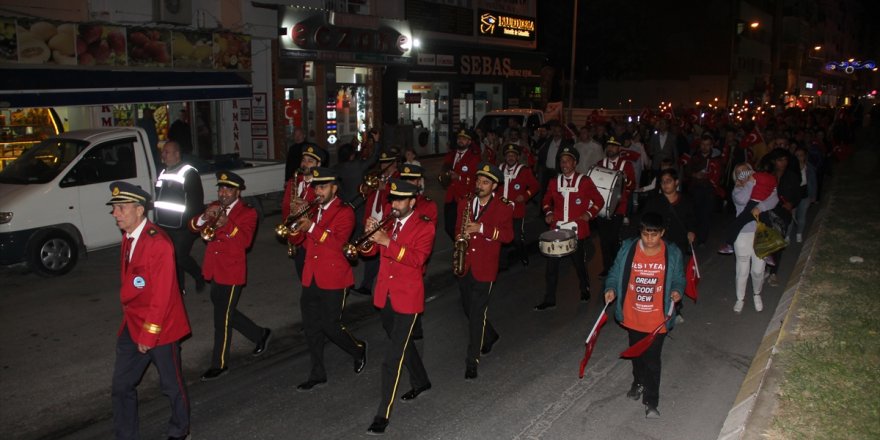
0, 16, 258, 167
387, 45, 546, 155
278, 6, 413, 161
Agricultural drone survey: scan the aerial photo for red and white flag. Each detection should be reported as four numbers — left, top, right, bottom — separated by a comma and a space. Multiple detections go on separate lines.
619, 301, 674, 359
578, 303, 610, 379
685, 247, 700, 302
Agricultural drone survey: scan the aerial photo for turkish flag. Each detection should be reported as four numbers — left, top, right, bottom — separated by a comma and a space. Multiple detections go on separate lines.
579, 304, 609, 379
739, 129, 763, 149
685, 253, 700, 302
620, 303, 674, 358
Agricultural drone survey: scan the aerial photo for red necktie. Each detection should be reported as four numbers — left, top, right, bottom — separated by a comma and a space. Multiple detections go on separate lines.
122, 236, 133, 267
391, 221, 402, 240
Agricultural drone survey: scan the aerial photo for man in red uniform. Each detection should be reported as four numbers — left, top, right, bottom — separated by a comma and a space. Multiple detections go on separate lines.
107, 181, 191, 440
604, 212, 684, 418
595, 136, 637, 276
536, 146, 605, 311
497, 143, 539, 268
455, 163, 513, 379
441, 129, 481, 240
352, 148, 400, 296
289, 167, 368, 391
283, 144, 327, 276
362, 179, 436, 435
399, 163, 438, 226
190, 171, 272, 381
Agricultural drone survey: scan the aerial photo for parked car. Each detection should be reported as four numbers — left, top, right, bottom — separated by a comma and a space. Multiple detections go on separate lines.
0, 127, 284, 276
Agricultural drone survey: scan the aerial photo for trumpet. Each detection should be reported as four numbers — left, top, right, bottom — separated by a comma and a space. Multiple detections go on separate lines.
200, 203, 229, 242
359, 160, 396, 196
343, 213, 396, 261
275, 198, 321, 239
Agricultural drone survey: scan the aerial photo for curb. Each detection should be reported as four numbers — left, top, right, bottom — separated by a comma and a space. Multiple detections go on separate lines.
716, 195, 831, 440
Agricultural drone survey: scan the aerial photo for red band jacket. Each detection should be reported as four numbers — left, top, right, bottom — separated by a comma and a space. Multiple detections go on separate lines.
542, 173, 605, 239
455, 196, 514, 282
291, 197, 355, 290
364, 212, 436, 314
442, 145, 481, 203
495, 163, 539, 219
119, 221, 191, 347
190, 199, 257, 285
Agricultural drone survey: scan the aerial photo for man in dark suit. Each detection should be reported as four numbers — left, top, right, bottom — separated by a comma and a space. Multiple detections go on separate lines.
284, 127, 310, 186
648, 118, 678, 171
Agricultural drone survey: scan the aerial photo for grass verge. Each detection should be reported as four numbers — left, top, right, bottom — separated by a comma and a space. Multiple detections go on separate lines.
766, 161, 880, 439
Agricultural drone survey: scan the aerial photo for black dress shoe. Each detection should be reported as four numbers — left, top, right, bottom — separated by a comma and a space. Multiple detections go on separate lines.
367, 416, 389, 435
465, 364, 478, 380
481, 333, 499, 355
533, 302, 556, 311
627, 383, 644, 400
400, 383, 432, 401
351, 286, 372, 296
252, 328, 272, 356
296, 379, 327, 391
581, 288, 591, 302
200, 367, 227, 381
354, 341, 368, 374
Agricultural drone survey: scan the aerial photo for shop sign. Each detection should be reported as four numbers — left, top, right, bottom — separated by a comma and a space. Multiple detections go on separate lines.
418, 53, 436, 66
281, 8, 412, 57
460, 54, 540, 78
477, 9, 536, 41
437, 55, 454, 67
404, 93, 421, 104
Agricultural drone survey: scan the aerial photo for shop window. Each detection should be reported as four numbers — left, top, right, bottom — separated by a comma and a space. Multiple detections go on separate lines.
60, 139, 136, 187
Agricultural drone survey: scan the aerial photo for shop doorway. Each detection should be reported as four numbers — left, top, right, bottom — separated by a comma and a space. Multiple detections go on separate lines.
398, 81, 450, 155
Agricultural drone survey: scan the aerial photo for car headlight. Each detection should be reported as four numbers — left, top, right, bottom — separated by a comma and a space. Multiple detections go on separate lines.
0, 212, 12, 224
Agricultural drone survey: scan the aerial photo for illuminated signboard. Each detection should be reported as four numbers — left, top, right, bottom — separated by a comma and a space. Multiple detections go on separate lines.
477, 9, 535, 41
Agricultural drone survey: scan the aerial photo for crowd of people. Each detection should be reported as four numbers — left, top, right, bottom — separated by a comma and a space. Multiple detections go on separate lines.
107, 102, 867, 438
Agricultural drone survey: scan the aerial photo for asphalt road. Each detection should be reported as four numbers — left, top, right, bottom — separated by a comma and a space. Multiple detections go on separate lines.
0, 156, 810, 439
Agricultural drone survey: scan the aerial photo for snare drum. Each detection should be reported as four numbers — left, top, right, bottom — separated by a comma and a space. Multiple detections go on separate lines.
539, 229, 578, 257
586, 166, 624, 218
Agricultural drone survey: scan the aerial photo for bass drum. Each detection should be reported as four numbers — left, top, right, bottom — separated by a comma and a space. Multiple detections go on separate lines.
538, 229, 578, 257
586, 166, 624, 218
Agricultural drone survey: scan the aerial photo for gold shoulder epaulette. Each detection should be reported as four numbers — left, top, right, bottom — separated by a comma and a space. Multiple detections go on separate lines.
501, 197, 512, 205
421, 215, 431, 222
147, 228, 158, 236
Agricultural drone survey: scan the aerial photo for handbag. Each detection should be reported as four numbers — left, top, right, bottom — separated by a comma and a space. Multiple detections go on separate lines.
753, 215, 787, 258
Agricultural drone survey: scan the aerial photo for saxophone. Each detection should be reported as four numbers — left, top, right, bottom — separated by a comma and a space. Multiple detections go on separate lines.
284, 168, 301, 257
452, 193, 474, 277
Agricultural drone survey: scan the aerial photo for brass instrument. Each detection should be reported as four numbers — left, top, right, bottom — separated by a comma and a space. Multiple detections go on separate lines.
275, 198, 321, 240
359, 160, 396, 196
200, 203, 229, 242
452, 193, 475, 277
343, 213, 396, 261
286, 168, 303, 257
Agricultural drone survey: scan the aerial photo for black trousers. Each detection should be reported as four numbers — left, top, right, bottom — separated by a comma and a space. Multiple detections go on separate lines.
112, 327, 189, 440
627, 328, 667, 408
300, 284, 364, 381
358, 255, 380, 291
458, 273, 498, 366
444, 201, 457, 241
210, 282, 264, 369
543, 237, 592, 304
689, 183, 715, 245
502, 217, 527, 264
293, 247, 306, 279
165, 227, 201, 290
597, 214, 624, 272
376, 300, 429, 420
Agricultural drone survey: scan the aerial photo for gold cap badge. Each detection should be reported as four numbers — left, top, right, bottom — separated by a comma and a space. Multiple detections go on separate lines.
391, 182, 397, 191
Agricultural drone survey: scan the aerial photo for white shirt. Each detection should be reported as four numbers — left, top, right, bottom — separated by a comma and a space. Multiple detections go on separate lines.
545, 138, 562, 168
124, 218, 148, 260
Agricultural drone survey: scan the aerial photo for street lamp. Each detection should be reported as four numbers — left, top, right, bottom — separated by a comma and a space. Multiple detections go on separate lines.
749, 21, 760, 29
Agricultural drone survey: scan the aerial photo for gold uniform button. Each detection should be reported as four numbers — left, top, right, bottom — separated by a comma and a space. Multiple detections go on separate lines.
389, 275, 394, 279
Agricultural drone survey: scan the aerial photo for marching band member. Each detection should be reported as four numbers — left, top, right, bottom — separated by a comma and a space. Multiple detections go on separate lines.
595, 136, 637, 276
535, 147, 605, 311
496, 143, 539, 268
190, 171, 272, 381
283, 144, 327, 277
399, 164, 438, 226
455, 163, 513, 379
441, 129, 481, 240
362, 179, 436, 435
288, 167, 368, 391
352, 149, 400, 297
107, 182, 191, 440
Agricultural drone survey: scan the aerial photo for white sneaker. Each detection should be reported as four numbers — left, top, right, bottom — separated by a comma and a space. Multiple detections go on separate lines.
796, 233, 803, 243
754, 295, 763, 312
767, 274, 779, 287
733, 300, 744, 313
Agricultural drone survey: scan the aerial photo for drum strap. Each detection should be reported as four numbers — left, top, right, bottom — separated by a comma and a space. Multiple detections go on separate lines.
557, 174, 583, 223
502, 164, 523, 199
603, 158, 625, 171
472, 195, 492, 222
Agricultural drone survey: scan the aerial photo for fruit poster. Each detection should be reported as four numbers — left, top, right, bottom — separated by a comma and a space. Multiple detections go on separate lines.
127, 27, 171, 67
213, 32, 251, 70
0, 18, 16, 62
77, 24, 126, 66
17, 20, 77, 65
172, 30, 212, 69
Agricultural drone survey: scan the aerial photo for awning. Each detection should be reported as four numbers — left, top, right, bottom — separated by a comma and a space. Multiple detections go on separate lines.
0, 68, 252, 108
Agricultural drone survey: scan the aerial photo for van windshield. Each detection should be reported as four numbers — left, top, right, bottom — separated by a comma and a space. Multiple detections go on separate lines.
0, 139, 89, 184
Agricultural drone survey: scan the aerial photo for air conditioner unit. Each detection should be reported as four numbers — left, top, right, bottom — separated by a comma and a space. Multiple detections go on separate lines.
154, 0, 192, 25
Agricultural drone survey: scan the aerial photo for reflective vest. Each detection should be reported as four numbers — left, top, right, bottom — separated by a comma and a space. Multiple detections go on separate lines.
155, 164, 197, 228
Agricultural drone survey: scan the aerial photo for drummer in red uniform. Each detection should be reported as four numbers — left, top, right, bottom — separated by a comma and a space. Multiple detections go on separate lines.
496, 143, 539, 268
440, 129, 481, 240
455, 163, 513, 379
594, 136, 637, 276
535, 146, 605, 311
